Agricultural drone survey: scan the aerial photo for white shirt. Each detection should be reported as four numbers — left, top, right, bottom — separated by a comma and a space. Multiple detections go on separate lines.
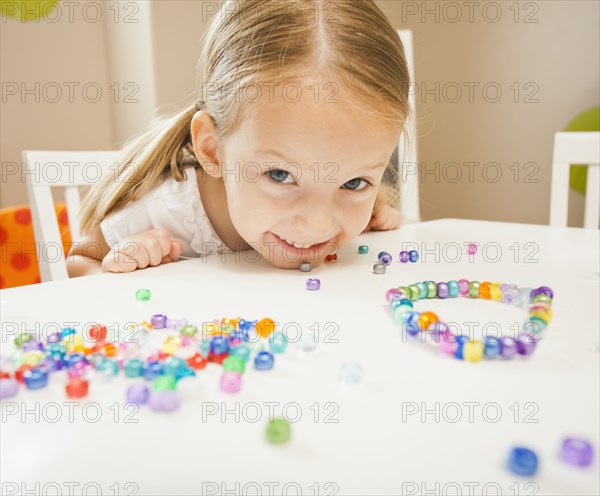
100, 167, 226, 257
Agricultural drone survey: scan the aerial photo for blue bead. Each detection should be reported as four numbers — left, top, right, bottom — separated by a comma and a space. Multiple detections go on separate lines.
45, 342, 66, 357
175, 366, 196, 381
416, 283, 428, 300
124, 358, 144, 378
408, 250, 419, 262
391, 298, 413, 310
269, 332, 288, 353
199, 341, 211, 358
508, 447, 538, 476
254, 351, 275, 371
23, 368, 49, 390
210, 335, 230, 355
230, 344, 251, 363
60, 327, 76, 339
448, 280, 460, 297
63, 353, 86, 368
239, 320, 257, 332
43, 355, 64, 372
143, 360, 165, 381
454, 335, 469, 359
163, 357, 187, 376
483, 336, 501, 358
96, 358, 119, 376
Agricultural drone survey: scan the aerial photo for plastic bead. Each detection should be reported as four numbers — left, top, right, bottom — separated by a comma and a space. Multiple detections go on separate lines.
209, 352, 229, 365
67, 361, 87, 379
136, 289, 151, 302
358, 245, 369, 254
15, 365, 34, 383
418, 311, 439, 331
254, 351, 275, 371
373, 263, 386, 274
126, 384, 149, 404
385, 288, 403, 304
167, 318, 188, 332
66, 378, 89, 398
149, 391, 181, 412
530, 286, 553, 300
269, 332, 288, 353
220, 371, 242, 393
266, 418, 291, 444
399, 251, 409, 263
561, 438, 594, 467
437, 282, 449, 299
199, 341, 211, 358
96, 358, 119, 376
150, 314, 167, 329
88, 324, 107, 342
479, 282, 492, 299
152, 375, 177, 392
467, 243, 477, 255
339, 362, 364, 384
425, 281, 437, 298
142, 360, 165, 381
483, 336, 501, 358
297, 332, 317, 352
163, 357, 187, 377
124, 358, 144, 378
256, 318, 276, 338
60, 327, 76, 339
43, 355, 64, 373
0, 379, 19, 399
325, 254, 338, 262
499, 336, 517, 359
378, 252, 393, 266
22, 341, 44, 352
22, 350, 44, 367
210, 335, 230, 355
14, 332, 35, 349
454, 336, 469, 359
179, 324, 198, 337
63, 353, 86, 368
223, 356, 246, 374
187, 353, 208, 370
508, 447, 538, 476
458, 279, 470, 296
490, 283, 502, 301
463, 340, 484, 363
439, 332, 458, 355
408, 250, 419, 262
230, 344, 251, 363
516, 332, 536, 356
299, 262, 312, 272
306, 278, 321, 290
408, 284, 421, 301
46, 331, 61, 344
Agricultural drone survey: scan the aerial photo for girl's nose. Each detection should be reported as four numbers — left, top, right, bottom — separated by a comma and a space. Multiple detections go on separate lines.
293, 196, 336, 238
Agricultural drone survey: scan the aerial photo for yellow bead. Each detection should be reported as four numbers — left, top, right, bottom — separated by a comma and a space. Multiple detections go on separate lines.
490, 283, 502, 301
256, 318, 276, 338
203, 322, 221, 337
162, 336, 181, 354
22, 350, 44, 366
529, 310, 552, 324
64, 335, 84, 353
463, 340, 484, 363
417, 311, 439, 331
221, 318, 239, 332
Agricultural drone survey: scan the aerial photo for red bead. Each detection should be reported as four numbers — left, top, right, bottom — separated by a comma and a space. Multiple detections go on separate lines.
156, 352, 171, 361
187, 353, 208, 370
15, 365, 34, 383
325, 254, 338, 262
208, 352, 229, 365
0, 371, 10, 379
66, 378, 89, 398
88, 324, 107, 342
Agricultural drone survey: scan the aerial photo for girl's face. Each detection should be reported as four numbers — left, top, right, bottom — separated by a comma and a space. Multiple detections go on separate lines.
200, 81, 402, 269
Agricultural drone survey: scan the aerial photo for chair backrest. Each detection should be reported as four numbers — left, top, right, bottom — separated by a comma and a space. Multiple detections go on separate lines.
22, 150, 120, 282
397, 29, 420, 224
549, 132, 600, 228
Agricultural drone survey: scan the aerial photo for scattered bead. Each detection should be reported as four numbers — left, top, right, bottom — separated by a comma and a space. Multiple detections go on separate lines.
135, 288, 151, 302
358, 245, 369, 254
508, 447, 538, 476
467, 243, 478, 255
152, 375, 177, 392
378, 251, 393, 266
561, 437, 594, 467
126, 384, 150, 404
266, 418, 291, 444
399, 251, 409, 263
299, 262, 312, 272
124, 358, 144, 378
325, 254, 337, 262
88, 324, 107, 342
151, 314, 167, 329
230, 345, 251, 363
306, 278, 321, 291
66, 378, 89, 398
408, 250, 419, 262
269, 332, 288, 354
373, 263, 386, 275
220, 371, 242, 393
149, 391, 181, 412
0, 379, 19, 399
255, 318, 276, 338
223, 356, 246, 374
339, 362, 364, 384
297, 332, 317, 352
254, 351, 275, 371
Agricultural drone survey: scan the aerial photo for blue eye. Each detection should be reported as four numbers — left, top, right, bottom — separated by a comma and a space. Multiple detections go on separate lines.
343, 178, 369, 191
267, 169, 295, 184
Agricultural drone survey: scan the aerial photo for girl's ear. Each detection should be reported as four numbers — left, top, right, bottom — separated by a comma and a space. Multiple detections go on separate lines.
191, 111, 222, 178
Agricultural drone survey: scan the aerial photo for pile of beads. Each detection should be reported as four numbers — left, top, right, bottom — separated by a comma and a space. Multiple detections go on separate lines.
399, 250, 419, 263
0, 316, 289, 410
386, 280, 553, 362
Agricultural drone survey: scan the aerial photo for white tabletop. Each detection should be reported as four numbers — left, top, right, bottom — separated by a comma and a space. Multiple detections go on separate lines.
1, 219, 599, 496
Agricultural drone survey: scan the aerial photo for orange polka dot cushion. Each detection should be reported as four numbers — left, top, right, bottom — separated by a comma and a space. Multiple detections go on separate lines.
0, 204, 72, 289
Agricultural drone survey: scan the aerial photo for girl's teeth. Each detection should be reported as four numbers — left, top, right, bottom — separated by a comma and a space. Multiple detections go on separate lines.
282, 237, 315, 249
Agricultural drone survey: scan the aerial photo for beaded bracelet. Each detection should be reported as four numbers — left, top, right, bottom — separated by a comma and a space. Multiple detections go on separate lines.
386, 280, 553, 363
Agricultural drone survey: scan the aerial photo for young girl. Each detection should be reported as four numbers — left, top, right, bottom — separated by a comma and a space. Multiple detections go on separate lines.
68, 0, 411, 277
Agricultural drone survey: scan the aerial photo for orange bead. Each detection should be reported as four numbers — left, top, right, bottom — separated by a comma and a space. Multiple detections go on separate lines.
418, 311, 439, 331
325, 254, 338, 262
88, 324, 107, 342
256, 318, 276, 338
102, 343, 117, 357
479, 282, 492, 299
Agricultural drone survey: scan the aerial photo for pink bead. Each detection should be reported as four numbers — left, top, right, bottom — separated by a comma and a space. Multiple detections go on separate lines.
385, 288, 403, 304
67, 361, 87, 379
467, 243, 478, 255
220, 371, 242, 393
458, 279, 470, 296
439, 331, 458, 355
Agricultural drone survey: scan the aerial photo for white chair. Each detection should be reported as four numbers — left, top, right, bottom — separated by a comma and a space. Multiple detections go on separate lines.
22, 150, 120, 282
549, 132, 600, 228
397, 29, 420, 224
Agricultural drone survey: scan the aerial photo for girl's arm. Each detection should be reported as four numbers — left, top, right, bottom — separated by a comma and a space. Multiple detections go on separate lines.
67, 227, 184, 277
365, 204, 403, 232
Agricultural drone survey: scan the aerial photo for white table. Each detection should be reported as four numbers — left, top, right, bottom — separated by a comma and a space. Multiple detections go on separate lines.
1, 219, 598, 496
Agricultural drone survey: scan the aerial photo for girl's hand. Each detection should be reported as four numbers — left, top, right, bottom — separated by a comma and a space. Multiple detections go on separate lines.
101, 229, 185, 273
364, 204, 402, 232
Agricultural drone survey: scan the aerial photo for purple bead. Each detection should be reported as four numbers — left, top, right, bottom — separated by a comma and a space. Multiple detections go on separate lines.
399, 251, 409, 263
379, 252, 393, 266
22, 340, 44, 352
0, 379, 19, 399
561, 438, 594, 467
436, 282, 450, 299
46, 331, 61, 344
151, 314, 167, 329
149, 391, 181, 412
42, 355, 64, 373
530, 286, 554, 300
220, 371, 242, 393
67, 361, 88, 379
385, 288, 403, 304
166, 317, 187, 332
126, 384, 150, 405
516, 332, 537, 356
499, 336, 517, 358
306, 278, 321, 291
23, 368, 49, 390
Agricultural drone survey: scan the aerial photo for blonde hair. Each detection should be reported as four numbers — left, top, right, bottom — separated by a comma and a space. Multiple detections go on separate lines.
79, 0, 411, 234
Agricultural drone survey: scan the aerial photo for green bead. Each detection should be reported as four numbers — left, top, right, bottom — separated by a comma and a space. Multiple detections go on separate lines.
394, 305, 413, 325
408, 284, 421, 301
45, 342, 66, 357
180, 325, 198, 337
152, 375, 177, 392
135, 288, 151, 302
426, 281, 437, 298
230, 344, 251, 363
398, 286, 411, 299
14, 332, 35, 349
358, 245, 369, 254
223, 355, 246, 374
526, 317, 547, 334
163, 357, 187, 376
468, 281, 481, 298
266, 418, 291, 444
448, 280, 460, 297
532, 294, 552, 305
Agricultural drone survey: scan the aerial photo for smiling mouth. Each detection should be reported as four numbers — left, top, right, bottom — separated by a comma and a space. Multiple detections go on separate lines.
271, 233, 332, 251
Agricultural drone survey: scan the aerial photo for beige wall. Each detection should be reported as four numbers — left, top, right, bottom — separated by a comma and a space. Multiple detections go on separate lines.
1, 0, 598, 226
